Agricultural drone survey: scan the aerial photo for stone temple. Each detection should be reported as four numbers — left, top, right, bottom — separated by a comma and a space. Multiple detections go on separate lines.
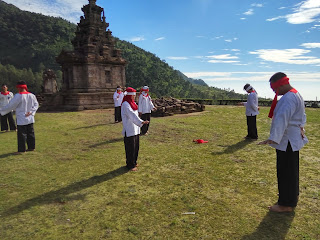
41, 0, 126, 111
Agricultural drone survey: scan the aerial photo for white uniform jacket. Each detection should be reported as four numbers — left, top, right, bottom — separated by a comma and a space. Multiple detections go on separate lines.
243, 91, 259, 116
138, 93, 155, 114
0, 91, 14, 108
113, 91, 124, 107
269, 91, 308, 151
121, 101, 144, 137
0, 92, 39, 125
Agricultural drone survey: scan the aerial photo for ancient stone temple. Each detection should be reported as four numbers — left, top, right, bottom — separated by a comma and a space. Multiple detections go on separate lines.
41, 0, 126, 111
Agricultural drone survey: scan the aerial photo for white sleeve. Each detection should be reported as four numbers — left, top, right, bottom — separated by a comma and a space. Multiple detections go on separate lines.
149, 98, 155, 109
30, 95, 39, 116
138, 96, 143, 112
269, 97, 296, 144
124, 103, 143, 127
248, 94, 258, 111
0, 95, 21, 115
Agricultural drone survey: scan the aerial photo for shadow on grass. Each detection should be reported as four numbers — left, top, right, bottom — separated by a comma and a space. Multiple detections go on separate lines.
0, 152, 20, 159
212, 139, 252, 155
241, 211, 295, 240
1, 166, 129, 217
89, 137, 123, 148
72, 123, 111, 130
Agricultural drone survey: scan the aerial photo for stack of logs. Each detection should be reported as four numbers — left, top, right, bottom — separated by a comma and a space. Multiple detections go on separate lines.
151, 97, 205, 117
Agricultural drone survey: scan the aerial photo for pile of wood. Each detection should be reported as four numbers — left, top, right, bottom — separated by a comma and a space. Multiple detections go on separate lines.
151, 97, 205, 117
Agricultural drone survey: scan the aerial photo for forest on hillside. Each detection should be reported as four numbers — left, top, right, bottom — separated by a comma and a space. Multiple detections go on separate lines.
0, 0, 245, 99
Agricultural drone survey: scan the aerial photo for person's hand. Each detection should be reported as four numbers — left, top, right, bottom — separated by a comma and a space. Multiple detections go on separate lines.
153, 107, 157, 111
142, 121, 149, 125
139, 112, 142, 116
25, 112, 32, 117
258, 107, 260, 111
258, 139, 276, 145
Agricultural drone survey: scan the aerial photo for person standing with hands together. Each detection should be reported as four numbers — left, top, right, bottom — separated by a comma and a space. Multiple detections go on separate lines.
259, 72, 308, 213
121, 87, 149, 171
138, 86, 156, 135
0, 84, 17, 132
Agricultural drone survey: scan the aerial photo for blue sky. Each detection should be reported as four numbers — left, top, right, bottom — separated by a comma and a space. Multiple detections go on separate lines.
4, 0, 320, 100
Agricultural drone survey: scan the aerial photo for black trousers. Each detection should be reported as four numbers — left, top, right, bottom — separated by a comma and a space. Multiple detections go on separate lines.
141, 113, 151, 135
1, 112, 16, 131
114, 106, 122, 122
124, 134, 139, 169
276, 142, 299, 207
17, 123, 35, 152
246, 115, 258, 139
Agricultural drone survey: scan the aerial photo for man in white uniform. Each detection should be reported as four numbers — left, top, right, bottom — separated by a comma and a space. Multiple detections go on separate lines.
241, 83, 259, 140
0, 81, 39, 154
259, 72, 308, 212
113, 86, 124, 123
0, 84, 16, 132
138, 86, 156, 135
121, 87, 149, 171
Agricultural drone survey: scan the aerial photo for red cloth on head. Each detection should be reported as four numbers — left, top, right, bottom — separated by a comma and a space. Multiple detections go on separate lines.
122, 87, 138, 110
268, 77, 289, 118
16, 84, 28, 91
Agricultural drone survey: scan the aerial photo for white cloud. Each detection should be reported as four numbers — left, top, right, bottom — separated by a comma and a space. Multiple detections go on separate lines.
250, 49, 320, 65
4, 0, 87, 23
244, 9, 254, 15
208, 60, 239, 63
251, 3, 263, 7
301, 42, 320, 48
167, 57, 189, 60
240, 18, 246, 20
155, 37, 165, 41
267, 0, 320, 24
129, 36, 145, 42
206, 54, 238, 60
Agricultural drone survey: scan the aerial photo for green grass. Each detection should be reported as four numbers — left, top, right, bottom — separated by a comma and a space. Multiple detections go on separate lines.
0, 106, 319, 240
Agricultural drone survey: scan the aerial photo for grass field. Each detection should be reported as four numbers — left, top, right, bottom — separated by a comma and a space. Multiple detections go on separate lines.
0, 105, 319, 240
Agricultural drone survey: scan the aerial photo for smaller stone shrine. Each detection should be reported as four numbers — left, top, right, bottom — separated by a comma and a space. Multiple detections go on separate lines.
42, 69, 58, 94
41, 0, 126, 111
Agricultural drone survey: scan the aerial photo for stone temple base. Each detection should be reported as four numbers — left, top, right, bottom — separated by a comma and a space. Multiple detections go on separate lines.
39, 91, 114, 111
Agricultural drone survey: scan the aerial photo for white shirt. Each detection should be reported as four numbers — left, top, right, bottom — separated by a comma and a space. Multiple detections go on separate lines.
0, 92, 39, 125
138, 92, 155, 114
121, 101, 143, 137
0, 91, 14, 108
269, 91, 308, 151
113, 91, 124, 107
243, 91, 259, 116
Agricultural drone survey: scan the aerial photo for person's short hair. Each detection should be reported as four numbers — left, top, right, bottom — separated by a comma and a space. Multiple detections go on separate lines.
1, 84, 7, 87
116, 85, 121, 88
17, 81, 27, 85
269, 72, 287, 83
243, 83, 251, 91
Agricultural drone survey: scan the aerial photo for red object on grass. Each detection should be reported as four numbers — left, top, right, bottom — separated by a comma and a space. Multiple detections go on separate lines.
195, 139, 208, 144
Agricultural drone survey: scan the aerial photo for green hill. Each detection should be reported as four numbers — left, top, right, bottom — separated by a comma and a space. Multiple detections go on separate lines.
0, 0, 245, 99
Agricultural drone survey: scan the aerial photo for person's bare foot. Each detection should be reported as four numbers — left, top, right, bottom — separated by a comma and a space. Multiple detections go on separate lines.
268, 204, 294, 212
130, 167, 138, 171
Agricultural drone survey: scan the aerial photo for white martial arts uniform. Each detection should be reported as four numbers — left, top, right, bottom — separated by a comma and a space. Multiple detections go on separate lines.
138, 92, 155, 114
269, 91, 308, 151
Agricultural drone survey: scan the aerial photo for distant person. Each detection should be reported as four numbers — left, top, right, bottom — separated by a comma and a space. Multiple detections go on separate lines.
138, 86, 156, 135
0, 84, 17, 132
113, 86, 124, 123
121, 87, 149, 171
259, 72, 308, 212
239, 83, 259, 140
0, 81, 39, 154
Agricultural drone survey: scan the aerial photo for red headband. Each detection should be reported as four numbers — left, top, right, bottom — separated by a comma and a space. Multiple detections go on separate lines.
16, 84, 28, 91
268, 76, 290, 118
270, 77, 289, 91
